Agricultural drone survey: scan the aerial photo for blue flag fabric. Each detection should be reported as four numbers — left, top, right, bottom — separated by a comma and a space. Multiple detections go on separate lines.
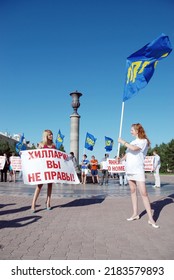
16, 133, 26, 154
123, 33, 172, 102
105, 136, 114, 152
56, 129, 65, 149
85, 132, 96, 151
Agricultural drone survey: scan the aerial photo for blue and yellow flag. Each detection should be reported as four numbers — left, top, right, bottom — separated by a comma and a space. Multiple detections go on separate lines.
123, 33, 172, 102
84, 132, 96, 151
16, 133, 26, 154
56, 129, 65, 149
105, 136, 114, 152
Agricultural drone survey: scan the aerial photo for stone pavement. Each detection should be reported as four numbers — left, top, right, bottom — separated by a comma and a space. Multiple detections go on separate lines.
0, 174, 174, 260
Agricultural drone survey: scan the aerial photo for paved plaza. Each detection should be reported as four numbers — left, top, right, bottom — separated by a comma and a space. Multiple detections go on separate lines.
0, 174, 174, 260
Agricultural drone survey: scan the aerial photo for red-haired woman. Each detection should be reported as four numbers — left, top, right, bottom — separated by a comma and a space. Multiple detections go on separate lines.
118, 123, 159, 228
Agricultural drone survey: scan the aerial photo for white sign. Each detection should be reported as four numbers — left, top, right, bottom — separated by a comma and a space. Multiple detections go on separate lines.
144, 156, 154, 172
10, 156, 22, 171
0, 156, 5, 170
107, 156, 154, 173
107, 159, 125, 173
21, 149, 80, 185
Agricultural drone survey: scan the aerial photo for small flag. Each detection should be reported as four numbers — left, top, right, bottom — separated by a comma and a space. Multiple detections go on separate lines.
123, 33, 172, 102
105, 136, 114, 152
84, 132, 96, 151
16, 133, 26, 154
56, 129, 65, 149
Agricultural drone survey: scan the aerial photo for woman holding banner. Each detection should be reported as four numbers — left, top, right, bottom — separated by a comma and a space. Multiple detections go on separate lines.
118, 123, 159, 229
31, 129, 56, 213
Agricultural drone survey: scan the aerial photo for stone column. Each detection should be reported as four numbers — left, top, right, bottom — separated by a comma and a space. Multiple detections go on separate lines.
70, 91, 82, 164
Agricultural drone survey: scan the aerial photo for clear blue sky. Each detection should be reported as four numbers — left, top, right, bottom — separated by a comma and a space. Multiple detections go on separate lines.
0, 0, 174, 161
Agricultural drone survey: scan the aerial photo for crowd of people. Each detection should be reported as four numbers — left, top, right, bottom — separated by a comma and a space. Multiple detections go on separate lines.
1, 124, 162, 228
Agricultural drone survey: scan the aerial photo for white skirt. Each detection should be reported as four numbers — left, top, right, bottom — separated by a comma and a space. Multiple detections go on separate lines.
126, 173, 145, 182
81, 169, 88, 175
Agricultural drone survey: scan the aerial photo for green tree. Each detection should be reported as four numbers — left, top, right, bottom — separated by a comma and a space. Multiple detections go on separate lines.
158, 143, 169, 173
166, 139, 174, 172
0, 139, 10, 155
58, 145, 65, 152
150, 140, 174, 173
119, 145, 126, 157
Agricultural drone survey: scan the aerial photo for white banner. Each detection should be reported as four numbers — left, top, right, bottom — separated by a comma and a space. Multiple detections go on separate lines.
107, 156, 154, 173
107, 159, 125, 173
0, 156, 5, 170
10, 156, 22, 171
144, 156, 154, 171
21, 149, 80, 185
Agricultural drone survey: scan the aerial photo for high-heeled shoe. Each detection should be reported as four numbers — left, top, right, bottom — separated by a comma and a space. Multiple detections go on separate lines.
127, 215, 140, 221
148, 220, 159, 228
45, 203, 52, 210
31, 208, 36, 213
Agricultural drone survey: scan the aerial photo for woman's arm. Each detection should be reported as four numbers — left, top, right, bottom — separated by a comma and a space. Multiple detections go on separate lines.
118, 138, 141, 151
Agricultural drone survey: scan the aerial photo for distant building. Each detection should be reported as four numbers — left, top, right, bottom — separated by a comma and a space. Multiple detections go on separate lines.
0, 132, 32, 149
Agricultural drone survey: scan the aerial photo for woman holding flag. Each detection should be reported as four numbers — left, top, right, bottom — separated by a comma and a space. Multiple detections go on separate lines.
118, 123, 159, 229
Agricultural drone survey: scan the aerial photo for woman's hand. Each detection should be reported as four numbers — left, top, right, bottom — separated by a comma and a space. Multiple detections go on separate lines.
118, 138, 125, 145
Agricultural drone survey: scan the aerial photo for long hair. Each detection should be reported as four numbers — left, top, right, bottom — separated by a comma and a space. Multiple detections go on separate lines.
42, 129, 54, 145
132, 123, 151, 146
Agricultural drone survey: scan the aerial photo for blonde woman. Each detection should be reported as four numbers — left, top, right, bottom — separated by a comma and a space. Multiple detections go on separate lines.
118, 123, 159, 229
31, 129, 56, 213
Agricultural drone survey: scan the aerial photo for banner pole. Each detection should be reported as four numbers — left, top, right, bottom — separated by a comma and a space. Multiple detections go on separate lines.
117, 101, 125, 157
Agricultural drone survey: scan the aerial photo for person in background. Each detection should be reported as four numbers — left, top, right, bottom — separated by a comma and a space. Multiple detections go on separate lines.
119, 154, 127, 186
152, 150, 161, 188
90, 155, 99, 184
1, 153, 10, 182
9, 152, 16, 182
118, 123, 159, 229
31, 129, 56, 213
69, 152, 78, 170
100, 153, 109, 186
81, 154, 89, 184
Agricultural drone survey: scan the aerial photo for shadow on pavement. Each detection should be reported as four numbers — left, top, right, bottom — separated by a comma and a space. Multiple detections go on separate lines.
0, 205, 33, 216
0, 203, 16, 209
58, 195, 106, 208
140, 193, 174, 222
0, 215, 41, 229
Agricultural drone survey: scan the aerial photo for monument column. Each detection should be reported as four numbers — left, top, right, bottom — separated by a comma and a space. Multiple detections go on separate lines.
70, 90, 82, 164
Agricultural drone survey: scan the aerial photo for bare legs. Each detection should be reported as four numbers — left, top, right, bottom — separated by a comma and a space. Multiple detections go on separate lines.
46, 183, 52, 208
81, 172, 87, 184
9, 171, 16, 182
31, 183, 53, 211
128, 180, 157, 225
92, 175, 99, 184
128, 180, 138, 217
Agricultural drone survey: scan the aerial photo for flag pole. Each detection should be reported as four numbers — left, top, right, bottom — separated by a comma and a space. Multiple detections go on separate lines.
117, 101, 125, 157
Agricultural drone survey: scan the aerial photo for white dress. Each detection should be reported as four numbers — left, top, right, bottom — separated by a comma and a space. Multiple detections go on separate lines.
125, 138, 148, 182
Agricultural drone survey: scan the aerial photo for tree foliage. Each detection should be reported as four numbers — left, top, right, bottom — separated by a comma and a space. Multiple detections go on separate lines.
147, 139, 174, 173
0, 139, 10, 155
58, 144, 65, 152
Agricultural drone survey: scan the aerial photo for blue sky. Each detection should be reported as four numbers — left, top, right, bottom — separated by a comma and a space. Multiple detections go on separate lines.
0, 0, 174, 161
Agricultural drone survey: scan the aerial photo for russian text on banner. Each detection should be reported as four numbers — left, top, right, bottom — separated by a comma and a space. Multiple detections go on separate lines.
21, 149, 80, 185
107, 156, 154, 173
